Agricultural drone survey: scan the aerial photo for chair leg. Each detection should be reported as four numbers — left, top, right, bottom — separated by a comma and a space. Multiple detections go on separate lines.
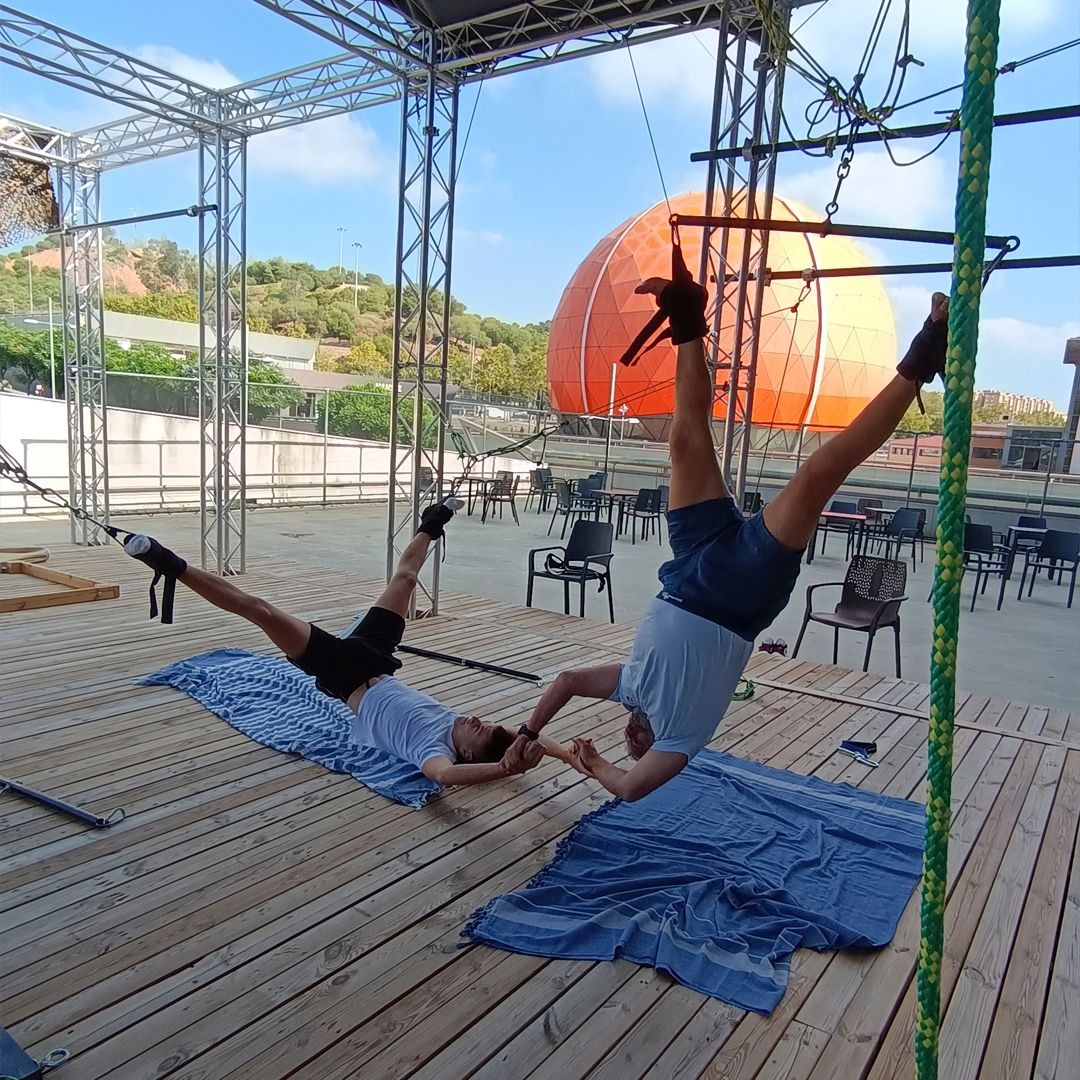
561, 513, 570, 540
563, 581, 570, 615
606, 577, 615, 624
656, 514, 662, 547
1069, 566, 1077, 609
832, 627, 839, 666
526, 573, 535, 608
862, 630, 875, 673
1017, 563, 1028, 601
893, 623, 902, 678
792, 616, 809, 659
1027, 563, 1037, 598
579, 580, 586, 619
997, 567, 1008, 610
547, 508, 557, 536
511, 499, 519, 525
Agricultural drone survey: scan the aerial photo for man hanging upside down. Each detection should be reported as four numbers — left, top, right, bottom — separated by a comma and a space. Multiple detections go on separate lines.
507, 273, 949, 802
124, 498, 572, 786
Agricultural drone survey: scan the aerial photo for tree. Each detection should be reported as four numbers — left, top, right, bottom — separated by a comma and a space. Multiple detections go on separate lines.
247, 360, 305, 422
322, 302, 361, 341
0, 323, 56, 392
510, 341, 549, 400
339, 339, 391, 378
315, 382, 437, 446
472, 343, 514, 394
104, 291, 200, 323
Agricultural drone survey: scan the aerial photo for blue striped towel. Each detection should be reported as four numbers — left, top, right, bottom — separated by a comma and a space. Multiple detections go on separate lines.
140, 648, 440, 808
464, 749, 924, 1013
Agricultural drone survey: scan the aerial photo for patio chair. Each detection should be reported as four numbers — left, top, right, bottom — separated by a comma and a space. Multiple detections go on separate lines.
1013, 514, 1047, 554
1016, 529, 1079, 608
816, 500, 860, 559
523, 468, 554, 514
958, 523, 1012, 612
658, 484, 669, 513
547, 479, 596, 538
481, 475, 521, 525
871, 507, 923, 571
792, 555, 908, 676
743, 491, 763, 515
619, 488, 664, 545
527, 521, 615, 621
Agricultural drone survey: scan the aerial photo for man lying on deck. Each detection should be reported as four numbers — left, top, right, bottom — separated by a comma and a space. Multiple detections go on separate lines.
124, 498, 574, 786
505, 276, 950, 802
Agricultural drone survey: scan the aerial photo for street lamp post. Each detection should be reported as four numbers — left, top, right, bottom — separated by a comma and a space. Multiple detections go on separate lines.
47, 296, 56, 398
336, 226, 346, 274
27, 258, 33, 312
352, 241, 362, 307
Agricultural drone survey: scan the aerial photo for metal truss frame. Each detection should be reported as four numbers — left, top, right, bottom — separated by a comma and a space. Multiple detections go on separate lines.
696, 4, 789, 500
0, 0, 809, 604
386, 55, 459, 616
54, 153, 109, 545
198, 133, 248, 575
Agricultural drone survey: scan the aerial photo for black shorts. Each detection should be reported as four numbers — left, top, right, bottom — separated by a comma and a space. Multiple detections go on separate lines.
291, 606, 405, 703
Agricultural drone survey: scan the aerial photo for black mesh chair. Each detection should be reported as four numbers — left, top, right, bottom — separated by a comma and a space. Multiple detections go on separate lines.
548, 479, 595, 538
816, 500, 860, 558
620, 488, 664, 545
792, 555, 908, 676
1017, 529, 1079, 608
527, 521, 615, 621
481, 475, 521, 525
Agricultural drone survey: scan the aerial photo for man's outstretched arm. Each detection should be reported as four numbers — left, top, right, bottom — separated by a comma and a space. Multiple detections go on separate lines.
421, 741, 543, 787
573, 739, 686, 802
523, 664, 621, 735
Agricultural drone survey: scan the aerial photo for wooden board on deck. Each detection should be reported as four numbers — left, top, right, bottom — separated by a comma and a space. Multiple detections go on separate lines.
0, 544, 1076, 1080
0, 559, 119, 613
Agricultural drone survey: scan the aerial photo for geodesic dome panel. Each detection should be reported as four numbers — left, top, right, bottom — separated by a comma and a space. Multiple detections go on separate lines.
547, 190, 897, 433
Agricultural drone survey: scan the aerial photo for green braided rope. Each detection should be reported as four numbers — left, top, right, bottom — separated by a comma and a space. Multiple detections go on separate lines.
916, 2, 1001, 1077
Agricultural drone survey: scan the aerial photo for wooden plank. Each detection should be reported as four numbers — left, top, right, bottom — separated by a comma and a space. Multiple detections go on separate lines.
982, 750, 1080, 1078
755, 1020, 830, 1080
1034, 756, 1080, 1080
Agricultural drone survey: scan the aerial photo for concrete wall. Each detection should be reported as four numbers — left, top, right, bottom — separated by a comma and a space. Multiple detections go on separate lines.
0, 392, 528, 517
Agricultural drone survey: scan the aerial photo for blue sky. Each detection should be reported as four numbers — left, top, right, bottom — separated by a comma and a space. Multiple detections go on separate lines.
3, 0, 1078, 405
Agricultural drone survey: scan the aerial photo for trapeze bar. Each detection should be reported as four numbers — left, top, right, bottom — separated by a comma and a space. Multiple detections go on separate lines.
672, 213, 1014, 249
397, 644, 544, 685
52, 203, 217, 236
0, 776, 123, 828
741, 254, 1080, 281
691, 103, 1080, 162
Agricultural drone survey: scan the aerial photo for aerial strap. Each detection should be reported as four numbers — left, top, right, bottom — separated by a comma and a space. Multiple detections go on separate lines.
619, 223, 695, 367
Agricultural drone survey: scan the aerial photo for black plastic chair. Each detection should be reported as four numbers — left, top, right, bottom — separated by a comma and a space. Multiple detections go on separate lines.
547, 479, 595, 538
816, 500, 860, 558
527, 521, 615, 621
481, 475, 521, 525
873, 508, 923, 571
1017, 529, 1079, 608
792, 555, 908, 676
620, 488, 664, 545
957, 523, 1012, 612
743, 491, 764, 515
523, 469, 549, 514
658, 484, 670, 513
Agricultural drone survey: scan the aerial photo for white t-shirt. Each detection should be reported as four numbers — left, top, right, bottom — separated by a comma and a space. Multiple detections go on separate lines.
613, 596, 753, 760
350, 677, 457, 770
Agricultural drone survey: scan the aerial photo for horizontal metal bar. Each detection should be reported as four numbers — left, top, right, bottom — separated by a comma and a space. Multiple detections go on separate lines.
53, 204, 217, 236
0, 777, 121, 828
674, 213, 1015, 249
742, 254, 1080, 281
691, 103, 1080, 162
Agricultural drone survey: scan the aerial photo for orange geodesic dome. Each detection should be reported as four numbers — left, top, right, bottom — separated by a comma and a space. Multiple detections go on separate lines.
547, 190, 897, 431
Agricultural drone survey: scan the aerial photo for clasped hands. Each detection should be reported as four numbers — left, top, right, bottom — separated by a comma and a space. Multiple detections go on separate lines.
499, 733, 604, 777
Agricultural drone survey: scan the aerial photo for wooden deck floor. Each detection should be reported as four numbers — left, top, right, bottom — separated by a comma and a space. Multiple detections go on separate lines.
2, 546, 1077, 1080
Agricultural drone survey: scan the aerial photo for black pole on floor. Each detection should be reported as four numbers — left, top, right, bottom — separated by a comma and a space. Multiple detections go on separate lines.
0, 777, 123, 829
396, 644, 545, 685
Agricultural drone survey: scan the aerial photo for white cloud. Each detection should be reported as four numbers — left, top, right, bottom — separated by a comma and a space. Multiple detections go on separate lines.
887, 283, 1077, 406
587, 32, 718, 110
781, 149, 953, 229
456, 227, 506, 246
135, 45, 239, 90
247, 115, 385, 185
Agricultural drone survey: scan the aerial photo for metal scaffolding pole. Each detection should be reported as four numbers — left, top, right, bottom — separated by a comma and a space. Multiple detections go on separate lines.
386, 54, 459, 617
56, 152, 109, 545
197, 133, 247, 575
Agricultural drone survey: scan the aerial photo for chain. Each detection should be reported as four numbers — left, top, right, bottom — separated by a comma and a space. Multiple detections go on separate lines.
824, 124, 860, 221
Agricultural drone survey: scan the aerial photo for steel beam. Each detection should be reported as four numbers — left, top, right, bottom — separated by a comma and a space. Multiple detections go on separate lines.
55, 155, 109, 546
0, 5, 222, 128
386, 56, 458, 617
691, 102, 1080, 162
197, 134, 247, 575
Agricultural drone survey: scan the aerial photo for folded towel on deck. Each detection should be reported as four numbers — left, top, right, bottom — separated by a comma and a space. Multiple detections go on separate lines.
464, 749, 924, 1013
140, 648, 440, 808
